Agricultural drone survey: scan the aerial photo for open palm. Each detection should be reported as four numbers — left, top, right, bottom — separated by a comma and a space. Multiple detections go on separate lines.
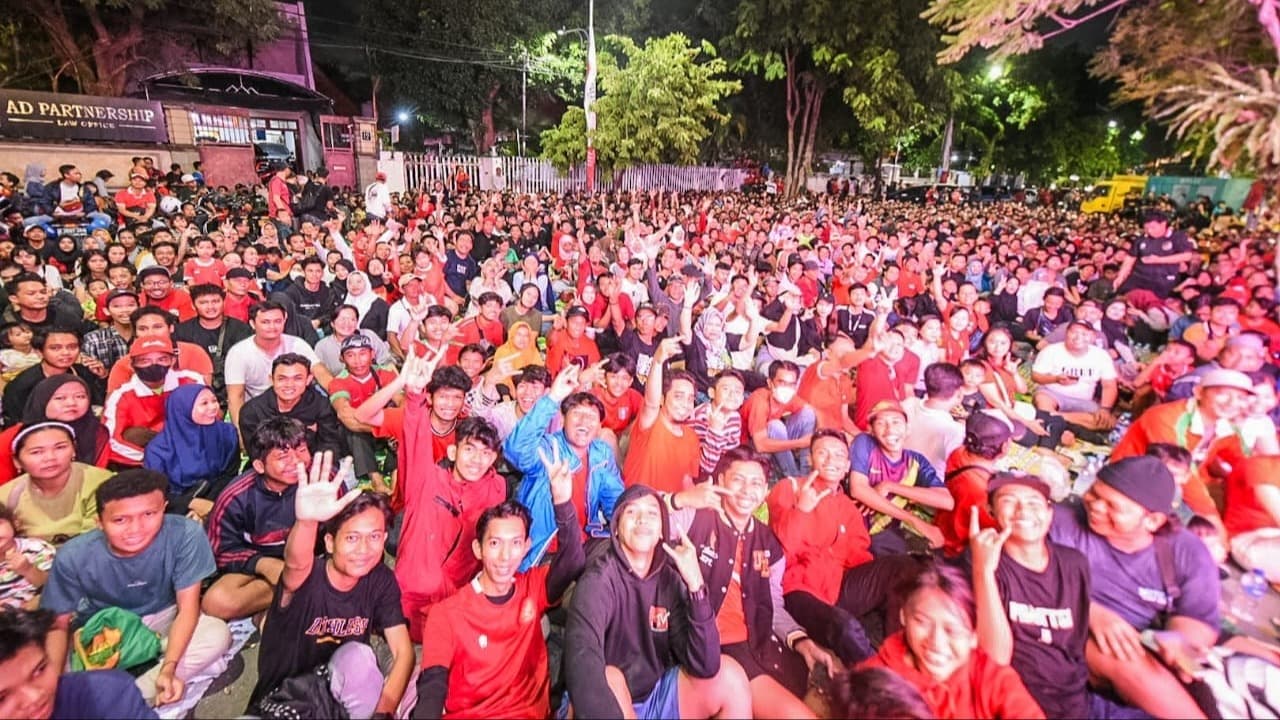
295, 452, 361, 523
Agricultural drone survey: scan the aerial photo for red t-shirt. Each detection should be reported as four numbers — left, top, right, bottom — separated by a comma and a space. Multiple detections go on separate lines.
328, 369, 397, 408
593, 387, 642, 433
622, 418, 700, 493
183, 258, 227, 288
740, 387, 807, 445
144, 289, 196, 322
1224, 456, 1280, 537
419, 567, 554, 719
851, 352, 919, 430
375, 406, 456, 513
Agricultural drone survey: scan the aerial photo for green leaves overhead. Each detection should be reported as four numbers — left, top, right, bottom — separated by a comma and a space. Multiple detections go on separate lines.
540, 33, 741, 172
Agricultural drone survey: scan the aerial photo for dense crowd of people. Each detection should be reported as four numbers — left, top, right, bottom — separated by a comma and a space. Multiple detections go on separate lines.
0, 155, 1279, 719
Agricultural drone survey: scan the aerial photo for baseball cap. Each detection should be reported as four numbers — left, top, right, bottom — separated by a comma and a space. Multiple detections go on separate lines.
180, 174, 195, 183
987, 470, 1052, 502
1095, 456, 1176, 514
565, 305, 590, 321
136, 266, 170, 282
341, 334, 374, 354
103, 288, 139, 306
1226, 333, 1267, 352
1200, 368, 1255, 394
965, 410, 1013, 450
129, 338, 174, 358
398, 274, 423, 289
129, 171, 147, 180
226, 267, 254, 280
375, 171, 387, 181
867, 400, 907, 424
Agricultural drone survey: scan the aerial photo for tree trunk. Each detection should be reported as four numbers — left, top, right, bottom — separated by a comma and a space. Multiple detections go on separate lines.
793, 74, 824, 197
476, 80, 501, 153
782, 48, 800, 198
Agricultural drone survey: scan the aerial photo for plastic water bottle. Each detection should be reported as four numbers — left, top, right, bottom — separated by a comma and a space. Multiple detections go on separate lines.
1072, 456, 1102, 497
1234, 568, 1268, 623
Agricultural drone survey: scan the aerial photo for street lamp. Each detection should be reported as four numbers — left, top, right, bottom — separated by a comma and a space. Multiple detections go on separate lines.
1107, 119, 1118, 129
986, 63, 1004, 81
396, 111, 410, 123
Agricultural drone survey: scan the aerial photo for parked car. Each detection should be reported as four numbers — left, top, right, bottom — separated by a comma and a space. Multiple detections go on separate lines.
254, 142, 295, 181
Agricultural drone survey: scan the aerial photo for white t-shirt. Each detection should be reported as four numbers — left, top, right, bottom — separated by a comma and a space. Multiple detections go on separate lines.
224, 334, 320, 400
902, 397, 964, 475
1031, 342, 1117, 400
364, 182, 390, 218
385, 299, 417, 342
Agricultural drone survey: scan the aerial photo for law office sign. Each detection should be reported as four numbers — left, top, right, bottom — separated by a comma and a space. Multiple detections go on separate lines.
0, 90, 168, 143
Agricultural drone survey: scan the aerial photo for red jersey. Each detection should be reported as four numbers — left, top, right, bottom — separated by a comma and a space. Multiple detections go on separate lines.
183, 258, 226, 288
420, 567, 554, 719
144, 289, 196, 322
593, 387, 642, 433
766, 475, 872, 604
328, 368, 397, 408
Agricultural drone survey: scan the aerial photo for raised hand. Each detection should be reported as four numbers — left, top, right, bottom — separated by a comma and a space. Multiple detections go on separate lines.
577, 359, 608, 390
795, 472, 833, 513
539, 444, 574, 505
294, 451, 361, 524
969, 506, 1011, 577
675, 482, 734, 525
549, 363, 581, 401
662, 526, 705, 593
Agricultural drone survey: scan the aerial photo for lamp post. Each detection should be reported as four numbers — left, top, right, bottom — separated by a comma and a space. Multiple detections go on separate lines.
558, 17, 596, 193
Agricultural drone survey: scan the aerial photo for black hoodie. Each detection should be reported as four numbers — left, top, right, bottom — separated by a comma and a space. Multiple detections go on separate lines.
563, 485, 721, 718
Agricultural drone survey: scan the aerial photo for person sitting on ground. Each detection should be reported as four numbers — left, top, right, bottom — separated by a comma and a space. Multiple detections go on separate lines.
102, 337, 205, 467
224, 301, 330, 429
2, 328, 105, 428
355, 353, 472, 514
902, 362, 967, 475
414, 457, 586, 718
40, 469, 232, 707
104, 306, 213, 394
238, 352, 346, 459
4, 422, 114, 545
561, 484, 754, 719
314, 304, 393, 377
545, 305, 602, 377
0, 503, 53, 610
667, 447, 836, 718
589, 353, 643, 451
849, 400, 950, 554
623, 338, 702, 493
859, 559, 1045, 719
397, 405, 505, 642
1030, 320, 1119, 434
1050, 455, 1221, 718
0, 608, 156, 720
742, 360, 817, 479
969, 472, 1092, 718
201, 417, 311, 621
688, 369, 748, 480
507, 362, 624, 571
142, 384, 240, 522
765, 430, 877, 665
247, 457, 414, 719
850, 323, 919, 431
327, 333, 399, 493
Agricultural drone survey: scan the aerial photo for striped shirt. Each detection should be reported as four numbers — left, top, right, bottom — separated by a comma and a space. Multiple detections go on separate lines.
688, 403, 742, 479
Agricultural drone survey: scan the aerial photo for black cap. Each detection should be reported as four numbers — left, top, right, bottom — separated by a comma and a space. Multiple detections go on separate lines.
565, 305, 590, 321
136, 266, 170, 282
226, 267, 254, 280
1096, 456, 1176, 514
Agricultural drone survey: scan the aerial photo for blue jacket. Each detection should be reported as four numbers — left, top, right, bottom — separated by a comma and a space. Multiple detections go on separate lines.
36, 180, 97, 218
506, 395, 623, 571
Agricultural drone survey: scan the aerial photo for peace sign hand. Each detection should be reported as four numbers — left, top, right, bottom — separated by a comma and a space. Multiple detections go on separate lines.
539, 444, 575, 505
675, 482, 735, 526
295, 452, 361, 524
795, 471, 833, 513
968, 505, 1011, 578
662, 526, 705, 593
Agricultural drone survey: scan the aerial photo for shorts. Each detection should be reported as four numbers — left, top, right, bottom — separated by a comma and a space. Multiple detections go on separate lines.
722, 641, 808, 698
557, 667, 680, 720
1037, 385, 1100, 414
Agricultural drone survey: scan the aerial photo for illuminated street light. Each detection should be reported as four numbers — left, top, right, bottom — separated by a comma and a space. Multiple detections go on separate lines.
397, 111, 410, 123
986, 64, 1004, 81
1107, 119, 1118, 129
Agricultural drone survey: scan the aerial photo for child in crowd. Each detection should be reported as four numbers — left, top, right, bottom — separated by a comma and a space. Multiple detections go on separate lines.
0, 322, 39, 386
0, 504, 53, 609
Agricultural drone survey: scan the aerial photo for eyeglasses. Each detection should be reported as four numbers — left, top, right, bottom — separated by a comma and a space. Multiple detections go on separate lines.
141, 280, 170, 289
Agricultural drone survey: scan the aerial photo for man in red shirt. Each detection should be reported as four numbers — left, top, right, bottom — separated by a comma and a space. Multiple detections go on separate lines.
416, 460, 584, 718
546, 306, 601, 376
266, 162, 293, 225
114, 171, 157, 226
851, 326, 919, 430
622, 337, 701, 493
591, 353, 642, 446
741, 359, 817, 478
453, 291, 506, 352
933, 411, 1014, 557
137, 266, 196, 322
329, 334, 400, 493
222, 267, 263, 323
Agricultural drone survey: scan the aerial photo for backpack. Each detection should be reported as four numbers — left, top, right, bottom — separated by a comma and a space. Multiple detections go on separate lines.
253, 664, 350, 720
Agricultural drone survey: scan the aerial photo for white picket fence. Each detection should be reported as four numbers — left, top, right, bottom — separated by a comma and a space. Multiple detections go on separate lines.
400, 153, 748, 194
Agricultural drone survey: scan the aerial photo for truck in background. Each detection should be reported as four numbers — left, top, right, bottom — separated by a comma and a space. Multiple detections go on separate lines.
1080, 174, 1254, 214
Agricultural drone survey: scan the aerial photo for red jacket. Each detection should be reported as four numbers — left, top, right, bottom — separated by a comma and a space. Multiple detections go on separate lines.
766, 475, 872, 604
862, 633, 1045, 719
102, 370, 204, 465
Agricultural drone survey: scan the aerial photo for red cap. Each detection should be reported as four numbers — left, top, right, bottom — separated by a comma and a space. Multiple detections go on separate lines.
129, 338, 174, 358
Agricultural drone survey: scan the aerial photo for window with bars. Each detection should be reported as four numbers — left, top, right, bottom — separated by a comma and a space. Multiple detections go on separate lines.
191, 111, 251, 145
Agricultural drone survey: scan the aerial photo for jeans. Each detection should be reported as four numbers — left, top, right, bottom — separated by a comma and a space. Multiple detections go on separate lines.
765, 406, 816, 477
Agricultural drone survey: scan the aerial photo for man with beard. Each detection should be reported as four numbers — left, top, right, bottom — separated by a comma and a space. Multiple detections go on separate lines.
562, 484, 753, 719
623, 337, 701, 493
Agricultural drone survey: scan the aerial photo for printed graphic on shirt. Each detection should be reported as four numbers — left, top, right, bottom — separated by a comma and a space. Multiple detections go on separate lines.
305, 615, 371, 641
649, 605, 670, 632
1007, 600, 1076, 644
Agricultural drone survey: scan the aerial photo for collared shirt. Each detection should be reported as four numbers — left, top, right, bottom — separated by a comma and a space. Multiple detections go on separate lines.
82, 327, 129, 371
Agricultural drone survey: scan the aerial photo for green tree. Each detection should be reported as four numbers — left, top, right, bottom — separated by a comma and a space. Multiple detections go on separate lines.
924, 0, 1280, 185
539, 33, 741, 172
15, 0, 281, 95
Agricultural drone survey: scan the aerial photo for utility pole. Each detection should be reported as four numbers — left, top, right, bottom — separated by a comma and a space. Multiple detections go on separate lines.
521, 50, 528, 157
585, 0, 597, 193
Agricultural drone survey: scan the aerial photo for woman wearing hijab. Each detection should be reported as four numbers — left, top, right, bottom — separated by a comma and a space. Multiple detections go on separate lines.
343, 270, 390, 340
143, 384, 240, 521
0, 375, 109, 487
491, 320, 544, 393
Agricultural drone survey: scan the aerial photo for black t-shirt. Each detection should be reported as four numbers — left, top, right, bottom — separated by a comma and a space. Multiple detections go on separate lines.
761, 300, 801, 352
620, 328, 661, 388
835, 307, 875, 347
995, 542, 1091, 719
285, 282, 337, 324
249, 560, 404, 709
173, 317, 253, 404
1124, 230, 1194, 295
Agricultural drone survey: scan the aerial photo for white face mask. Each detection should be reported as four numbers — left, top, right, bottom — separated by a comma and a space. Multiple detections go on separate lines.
772, 386, 797, 404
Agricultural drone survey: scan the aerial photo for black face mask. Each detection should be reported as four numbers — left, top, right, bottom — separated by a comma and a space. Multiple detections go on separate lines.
134, 364, 168, 384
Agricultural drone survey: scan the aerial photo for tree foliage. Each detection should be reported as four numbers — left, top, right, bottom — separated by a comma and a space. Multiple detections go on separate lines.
924, 0, 1280, 185
539, 34, 741, 172
15, 0, 281, 95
